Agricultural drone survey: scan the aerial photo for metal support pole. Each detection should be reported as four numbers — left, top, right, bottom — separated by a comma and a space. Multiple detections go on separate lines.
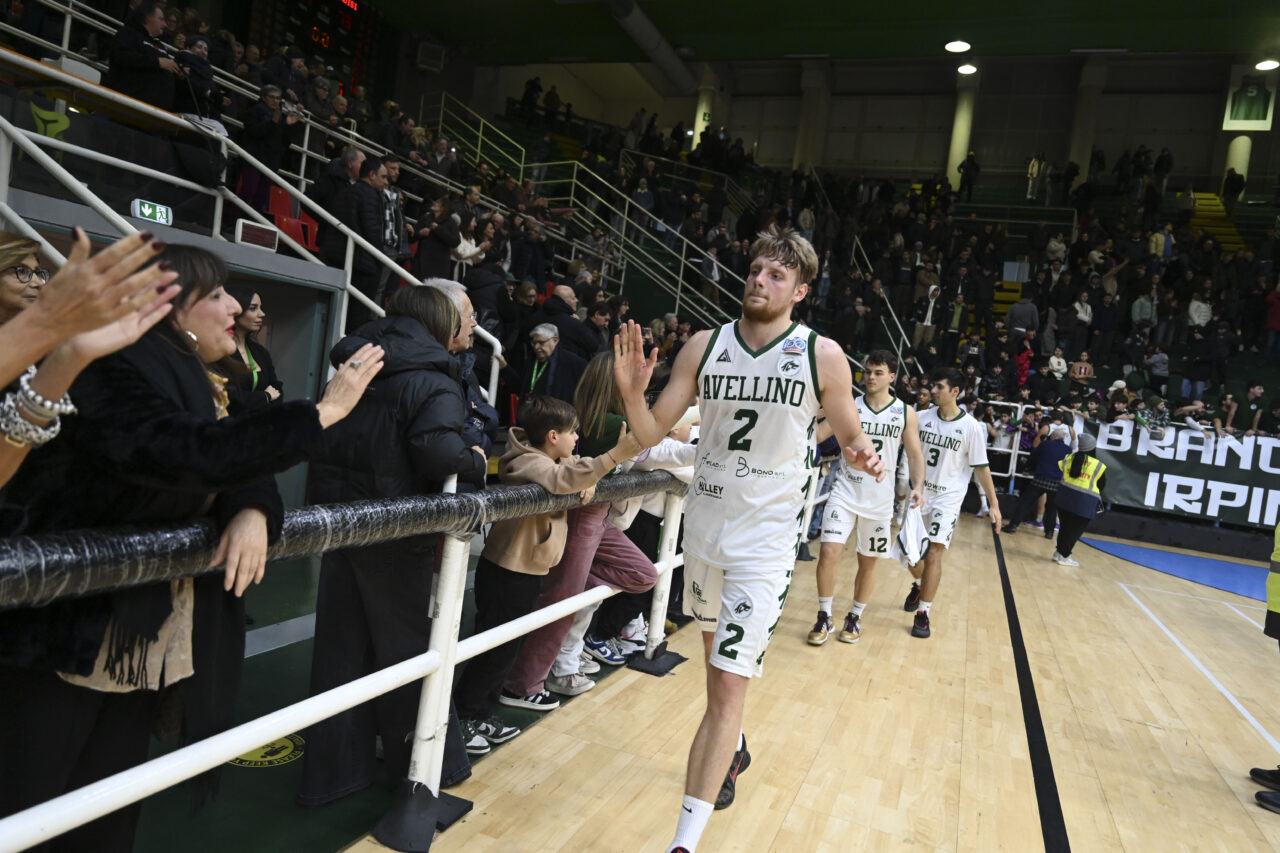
373, 493, 472, 851
0, 114, 135, 236
211, 139, 226, 239
645, 490, 686, 658
475, 122, 484, 173
60, 5, 72, 52
297, 122, 311, 197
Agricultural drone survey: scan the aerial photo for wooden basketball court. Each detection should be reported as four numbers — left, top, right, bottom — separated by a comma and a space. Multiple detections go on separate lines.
344, 516, 1280, 852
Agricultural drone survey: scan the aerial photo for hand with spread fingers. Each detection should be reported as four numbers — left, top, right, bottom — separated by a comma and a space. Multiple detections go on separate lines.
315, 343, 385, 428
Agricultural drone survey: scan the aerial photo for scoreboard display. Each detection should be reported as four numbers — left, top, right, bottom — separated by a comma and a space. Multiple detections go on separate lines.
248, 0, 384, 93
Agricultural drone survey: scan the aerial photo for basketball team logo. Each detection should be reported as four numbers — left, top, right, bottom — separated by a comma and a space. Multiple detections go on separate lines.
229, 734, 305, 768
731, 597, 753, 618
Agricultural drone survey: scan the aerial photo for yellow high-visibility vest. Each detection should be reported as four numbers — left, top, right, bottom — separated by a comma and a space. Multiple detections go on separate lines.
1266, 523, 1280, 640
1056, 454, 1105, 517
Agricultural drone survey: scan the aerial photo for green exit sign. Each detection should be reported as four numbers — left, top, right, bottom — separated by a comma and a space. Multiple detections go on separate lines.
130, 199, 173, 225
702, 111, 711, 122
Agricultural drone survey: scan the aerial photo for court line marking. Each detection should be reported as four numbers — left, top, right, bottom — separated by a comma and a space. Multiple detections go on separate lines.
1120, 582, 1267, 631
1120, 583, 1280, 754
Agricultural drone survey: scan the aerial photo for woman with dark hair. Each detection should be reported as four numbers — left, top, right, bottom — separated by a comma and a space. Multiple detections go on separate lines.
224, 284, 282, 413
300, 284, 488, 805
0, 244, 383, 852
1051, 432, 1108, 566
412, 197, 461, 280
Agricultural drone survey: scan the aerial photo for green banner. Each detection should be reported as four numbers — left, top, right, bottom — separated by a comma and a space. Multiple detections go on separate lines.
1094, 421, 1280, 530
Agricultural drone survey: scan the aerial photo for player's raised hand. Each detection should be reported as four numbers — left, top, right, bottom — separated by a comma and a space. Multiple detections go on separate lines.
844, 446, 885, 482
612, 319, 655, 401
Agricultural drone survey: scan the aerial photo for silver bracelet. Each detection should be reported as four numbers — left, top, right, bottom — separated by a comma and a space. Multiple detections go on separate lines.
17, 365, 77, 419
0, 393, 61, 447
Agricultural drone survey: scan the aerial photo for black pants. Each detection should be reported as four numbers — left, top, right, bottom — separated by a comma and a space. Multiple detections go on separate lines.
453, 557, 542, 720
1007, 483, 1058, 532
0, 665, 161, 853
299, 542, 471, 806
1056, 510, 1091, 557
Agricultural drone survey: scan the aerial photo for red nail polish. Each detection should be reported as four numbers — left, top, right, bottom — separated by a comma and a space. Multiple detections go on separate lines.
158, 260, 173, 271
138, 230, 153, 242
151, 240, 166, 252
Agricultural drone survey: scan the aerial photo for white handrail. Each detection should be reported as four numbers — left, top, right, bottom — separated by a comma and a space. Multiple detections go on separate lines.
0, 486, 687, 852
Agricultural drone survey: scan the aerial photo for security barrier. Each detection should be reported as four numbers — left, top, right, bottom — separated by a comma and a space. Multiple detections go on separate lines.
0, 470, 687, 853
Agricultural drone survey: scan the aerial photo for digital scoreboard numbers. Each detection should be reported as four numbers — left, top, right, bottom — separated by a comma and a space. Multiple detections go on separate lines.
248, 0, 382, 91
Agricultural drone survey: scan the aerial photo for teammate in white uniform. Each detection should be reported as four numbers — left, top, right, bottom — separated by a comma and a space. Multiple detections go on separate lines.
614, 228, 883, 853
807, 350, 924, 645
903, 367, 1001, 638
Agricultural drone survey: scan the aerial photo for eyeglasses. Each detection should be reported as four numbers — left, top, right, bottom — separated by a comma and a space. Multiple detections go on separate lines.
5, 265, 50, 284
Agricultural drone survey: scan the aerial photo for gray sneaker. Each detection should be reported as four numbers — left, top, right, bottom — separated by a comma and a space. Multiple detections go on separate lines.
546, 672, 596, 696
578, 651, 601, 674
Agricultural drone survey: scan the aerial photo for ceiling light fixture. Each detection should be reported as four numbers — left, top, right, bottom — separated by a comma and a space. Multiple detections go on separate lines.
945, 40, 971, 53
1257, 59, 1280, 71
957, 64, 977, 75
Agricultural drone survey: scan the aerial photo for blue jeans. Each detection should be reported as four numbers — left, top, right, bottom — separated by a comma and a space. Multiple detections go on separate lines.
1268, 328, 1280, 362
1181, 378, 1206, 401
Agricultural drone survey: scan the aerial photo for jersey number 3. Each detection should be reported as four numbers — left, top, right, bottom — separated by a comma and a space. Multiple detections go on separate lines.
727, 408, 759, 451
926, 446, 941, 466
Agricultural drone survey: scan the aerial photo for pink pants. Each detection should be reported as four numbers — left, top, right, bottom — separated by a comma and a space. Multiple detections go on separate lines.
503, 502, 657, 696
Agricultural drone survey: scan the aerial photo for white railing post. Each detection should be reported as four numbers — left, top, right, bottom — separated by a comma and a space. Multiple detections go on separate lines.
374, 473, 473, 848
644, 489, 686, 658
297, 121, 312, 197
211, 138, 227, 239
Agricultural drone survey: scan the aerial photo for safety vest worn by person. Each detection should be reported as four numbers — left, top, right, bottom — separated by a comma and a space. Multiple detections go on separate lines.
1056, 453, 1106, 517
1266, 522, 1280, 641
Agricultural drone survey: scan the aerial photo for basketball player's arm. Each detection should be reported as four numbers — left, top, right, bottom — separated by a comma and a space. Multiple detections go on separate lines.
974, 465, 1002, 531
902, 404, 925, 507
613, 320, 708, 448
814, 338, 884, 482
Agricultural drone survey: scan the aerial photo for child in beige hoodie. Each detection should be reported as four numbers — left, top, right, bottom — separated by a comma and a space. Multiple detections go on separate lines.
452, 395, 640, 749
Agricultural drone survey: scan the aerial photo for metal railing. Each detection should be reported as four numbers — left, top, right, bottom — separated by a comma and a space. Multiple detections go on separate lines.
0, 48, 506, 401
0, 470, 688, 852
618, 148, 755, 219
421, 91, 525, 181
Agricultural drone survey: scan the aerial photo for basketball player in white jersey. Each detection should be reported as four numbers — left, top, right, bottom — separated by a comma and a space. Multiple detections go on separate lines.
614, 228, 883, 853
808, 350, 924, 645
905, 366, 1001, 639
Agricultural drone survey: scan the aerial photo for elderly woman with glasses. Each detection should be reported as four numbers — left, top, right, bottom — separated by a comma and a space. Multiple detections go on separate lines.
0, 229, 182, 491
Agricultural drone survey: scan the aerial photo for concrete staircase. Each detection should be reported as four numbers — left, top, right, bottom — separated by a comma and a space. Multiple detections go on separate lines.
1188, 192, 1246, 252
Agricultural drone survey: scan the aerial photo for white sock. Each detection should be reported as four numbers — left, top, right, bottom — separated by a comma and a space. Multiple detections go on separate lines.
917, 601, 932, 614
1035, 514, 1044, 523
668, 795, 714, 852
737, 731, 745, 751
818, 596, 833, 616
980, 495, 990, 510
850, 600, 866, 617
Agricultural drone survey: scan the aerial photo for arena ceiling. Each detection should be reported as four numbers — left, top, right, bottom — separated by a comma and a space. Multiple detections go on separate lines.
383, 0, 1280, 65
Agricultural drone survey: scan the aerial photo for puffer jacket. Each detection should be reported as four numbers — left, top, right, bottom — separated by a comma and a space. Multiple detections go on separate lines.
308, 315, 486, 507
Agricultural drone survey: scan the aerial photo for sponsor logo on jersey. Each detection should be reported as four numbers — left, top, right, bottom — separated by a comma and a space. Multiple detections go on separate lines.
698, 451, 727, 472
781, 335, 807, 354
778, 355, 802, 376
701, 373, 807, 406
732, 597, 754, 617
694, 476, 724, 499
735, 456, 785, 480
691, 581, 705, 603
890, 404, 903, 414
716, 349, 732, 363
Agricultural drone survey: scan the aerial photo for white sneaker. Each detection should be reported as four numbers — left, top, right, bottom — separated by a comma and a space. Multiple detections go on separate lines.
578, 651, 601, 674
546, 672, 596, 696
976, 506, 989, 518
618, 615, 648, 643
1053, 552, 1080, 567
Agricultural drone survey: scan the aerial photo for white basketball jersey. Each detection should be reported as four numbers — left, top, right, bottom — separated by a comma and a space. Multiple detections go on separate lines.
831, 395, 906, 519
686, 321, 822, 567
916, 407, 989, 506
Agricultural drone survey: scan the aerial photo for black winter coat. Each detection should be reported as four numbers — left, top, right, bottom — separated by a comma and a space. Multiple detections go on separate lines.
102, 22, 175, 111
0, 323, 322, 753
533, 295, 602, 362
308, 316, 486, 511
322, 181, 384, 275
241, 101, 292, 170
411, 215, 461, 281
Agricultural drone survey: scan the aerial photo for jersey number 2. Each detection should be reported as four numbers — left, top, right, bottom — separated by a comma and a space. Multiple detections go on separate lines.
717, 623, 745, 659
727, 408, 759, 451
